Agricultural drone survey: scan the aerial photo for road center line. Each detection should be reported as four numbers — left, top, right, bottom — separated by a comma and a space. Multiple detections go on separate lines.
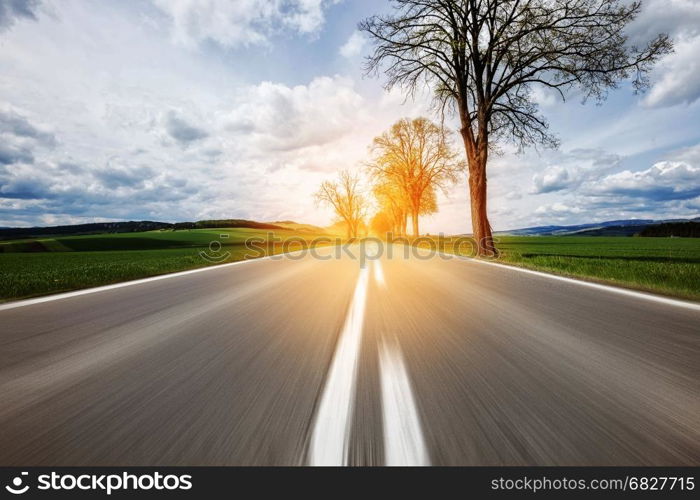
379, 339, 430, 466
373, 259, 385, 286
308, 266, 369, 466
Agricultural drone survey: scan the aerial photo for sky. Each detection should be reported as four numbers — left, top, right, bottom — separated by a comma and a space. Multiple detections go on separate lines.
0, 0, 698, 232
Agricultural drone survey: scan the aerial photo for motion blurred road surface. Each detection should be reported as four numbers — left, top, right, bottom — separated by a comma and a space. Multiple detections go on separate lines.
1, 244, 698, 465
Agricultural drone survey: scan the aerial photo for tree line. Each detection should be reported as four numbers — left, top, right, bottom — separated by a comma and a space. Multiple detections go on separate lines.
639, 222, 700, 238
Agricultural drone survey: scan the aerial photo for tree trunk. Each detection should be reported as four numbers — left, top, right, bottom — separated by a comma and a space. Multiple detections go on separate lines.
468, 159, 495, 256
411, 212, 419, 238
461, 126, 497, 257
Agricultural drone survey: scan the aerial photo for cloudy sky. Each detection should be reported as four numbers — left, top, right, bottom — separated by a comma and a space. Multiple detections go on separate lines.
0, 0, 698, 232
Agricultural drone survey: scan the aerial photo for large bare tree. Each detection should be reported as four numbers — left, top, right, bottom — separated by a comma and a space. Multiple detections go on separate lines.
315, 170, 367, 239
368, 117, 463, 237
361, 0, 672, 255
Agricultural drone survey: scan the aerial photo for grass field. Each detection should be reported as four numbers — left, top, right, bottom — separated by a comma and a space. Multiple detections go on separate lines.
439, 235, 700, 301
0, 228, 329, 301
1, 230, 699, 302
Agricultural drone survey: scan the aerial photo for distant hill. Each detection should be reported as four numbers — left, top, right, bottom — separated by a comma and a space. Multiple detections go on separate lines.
0, 219, 285, 240
271, 221, 329, 233
498, 217, 700, 237
191, 219, 284, 230
0, 221, 172, 240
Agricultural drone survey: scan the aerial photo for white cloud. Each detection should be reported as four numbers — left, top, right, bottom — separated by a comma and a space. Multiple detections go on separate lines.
223, 76, 366, 154
164, 110, 209, 147
151, 0, 340, 48
630, 0, 700, 107
530, 149, 621, 194
629, 0, 700, 43
523, 153, 700, 227
532, 166, 572, 194
530, 86, 559, 108
590, 161, 700, 201
644, 35, 700, 107
0, 0, 41, 32
340, 31, 366, 58
534, 203, 583, 216
504, 191, 522, 200
0, 106, 56, 165
673, 143, 700, 164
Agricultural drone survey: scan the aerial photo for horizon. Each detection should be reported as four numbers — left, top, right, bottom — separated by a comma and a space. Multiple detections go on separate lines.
1, 214, 698, 234
0, 0, 699, 232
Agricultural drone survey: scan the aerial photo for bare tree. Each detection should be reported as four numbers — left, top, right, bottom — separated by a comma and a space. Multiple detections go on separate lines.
368, 117, 463, 237
315, 170, 367, 239
361, 0, 672, 255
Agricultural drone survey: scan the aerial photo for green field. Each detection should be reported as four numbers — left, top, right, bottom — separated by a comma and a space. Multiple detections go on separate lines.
0, 228, 329, 301
1, 230, 699, 302
441, 235, 700, 301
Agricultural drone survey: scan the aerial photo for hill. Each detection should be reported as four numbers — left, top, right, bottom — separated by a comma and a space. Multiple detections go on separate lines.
271, 221, 329, 233
0, 219, 285, 240
498, 217, 700, 237
0, 221, 172, 240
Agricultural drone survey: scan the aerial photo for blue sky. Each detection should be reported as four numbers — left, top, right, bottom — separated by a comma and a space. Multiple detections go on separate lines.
0, 0, 698, 232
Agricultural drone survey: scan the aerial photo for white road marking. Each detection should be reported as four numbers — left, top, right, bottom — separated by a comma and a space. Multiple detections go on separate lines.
308, 266, 369, 466
0, 260, 252, 312
0, 249, 313, 312
407, 244, 700, 312
379, 339, 430, 466
403, 241, 699, 310
459, 256, 700, 311
373, 259, 385, 286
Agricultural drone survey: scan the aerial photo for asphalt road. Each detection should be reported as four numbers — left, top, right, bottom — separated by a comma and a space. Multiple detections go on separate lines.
0, 244, 698, 465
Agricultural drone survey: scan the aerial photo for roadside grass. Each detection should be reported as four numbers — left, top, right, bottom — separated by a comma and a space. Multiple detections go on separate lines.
439, 235, 700, 301
0, 228, 328, 301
